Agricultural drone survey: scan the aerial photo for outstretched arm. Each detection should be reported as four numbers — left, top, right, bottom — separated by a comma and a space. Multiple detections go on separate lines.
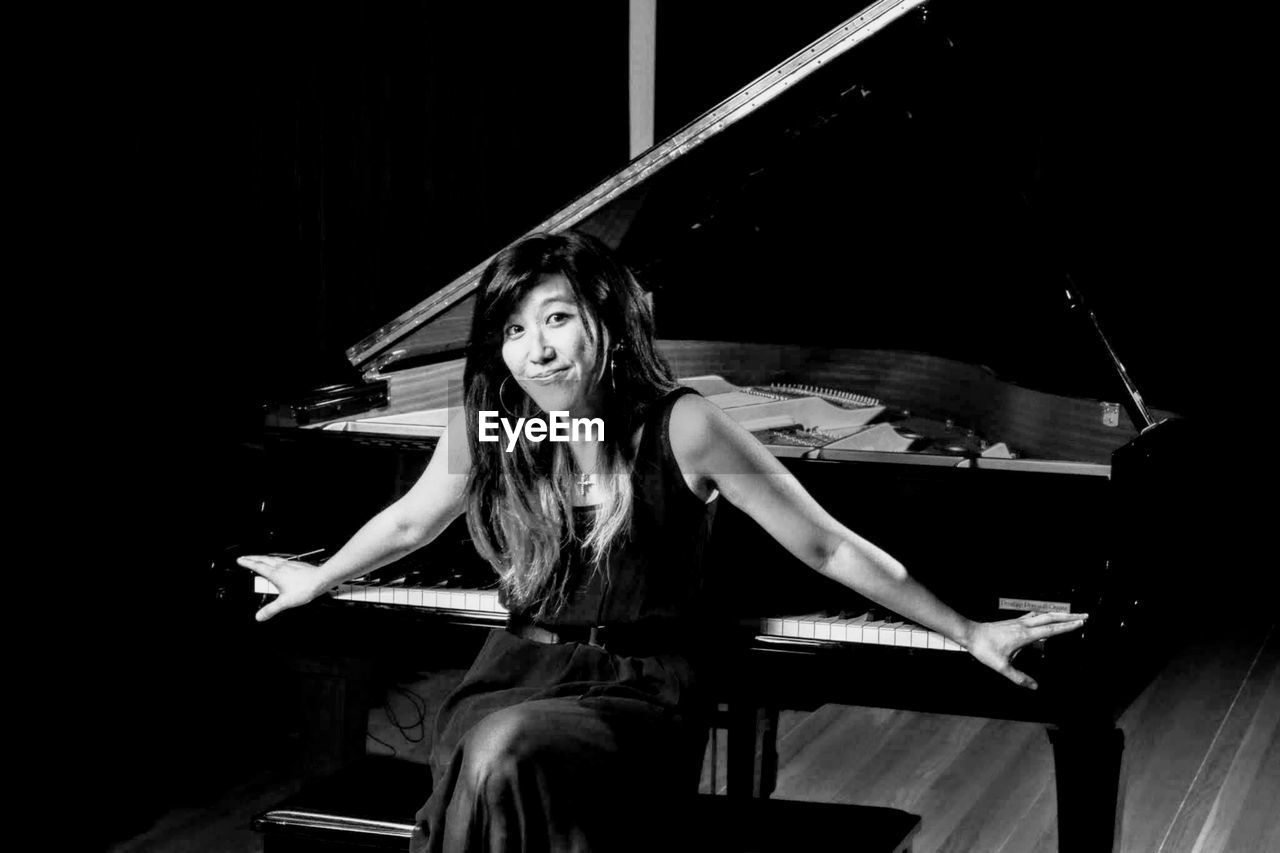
669, 394, 1085, 689
238, 417, 470, 622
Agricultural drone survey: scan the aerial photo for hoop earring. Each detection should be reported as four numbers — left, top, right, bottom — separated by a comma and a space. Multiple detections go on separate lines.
498, 376, 520, 417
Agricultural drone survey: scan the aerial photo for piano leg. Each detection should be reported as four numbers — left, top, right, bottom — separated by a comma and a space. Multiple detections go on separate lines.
759, 706, 779, 798
1046, 722, 1125, 853
289, 654, 379, 774
727, 700, 780, 800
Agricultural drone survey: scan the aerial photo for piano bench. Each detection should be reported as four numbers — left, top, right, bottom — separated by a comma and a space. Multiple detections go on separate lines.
253, 757, 922, 852
252, 757, 426, 852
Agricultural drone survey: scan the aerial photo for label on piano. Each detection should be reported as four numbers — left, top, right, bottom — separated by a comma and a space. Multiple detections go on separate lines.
998, 598, 1072, 614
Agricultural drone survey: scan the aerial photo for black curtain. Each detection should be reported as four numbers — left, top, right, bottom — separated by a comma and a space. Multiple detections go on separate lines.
84, 2, 627, 844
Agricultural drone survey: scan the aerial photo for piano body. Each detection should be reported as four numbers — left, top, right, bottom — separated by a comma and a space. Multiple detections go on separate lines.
242, 2, 1194, 850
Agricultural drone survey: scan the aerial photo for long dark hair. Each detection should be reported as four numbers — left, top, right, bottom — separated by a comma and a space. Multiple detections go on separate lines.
463, 231, 677, 617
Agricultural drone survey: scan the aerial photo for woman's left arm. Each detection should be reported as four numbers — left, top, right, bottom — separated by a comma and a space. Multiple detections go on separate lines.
670, 394, 1086, 690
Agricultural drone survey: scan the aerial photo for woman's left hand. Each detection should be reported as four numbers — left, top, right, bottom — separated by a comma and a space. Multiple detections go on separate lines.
965, 612, 1089, 690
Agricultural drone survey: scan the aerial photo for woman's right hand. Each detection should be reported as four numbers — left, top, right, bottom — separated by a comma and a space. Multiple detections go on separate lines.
237, 555, 329, 622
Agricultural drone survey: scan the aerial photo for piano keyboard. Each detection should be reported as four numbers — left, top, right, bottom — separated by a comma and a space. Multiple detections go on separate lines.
254, 576, 507, 616
760, 612, 964, 651
252, 578, 963, 651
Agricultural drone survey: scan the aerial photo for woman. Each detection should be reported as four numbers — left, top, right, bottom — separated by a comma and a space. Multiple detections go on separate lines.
240, 231, 1086, 852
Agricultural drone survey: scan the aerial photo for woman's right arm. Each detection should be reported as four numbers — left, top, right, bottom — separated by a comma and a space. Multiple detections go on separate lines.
238, 418, 471, 622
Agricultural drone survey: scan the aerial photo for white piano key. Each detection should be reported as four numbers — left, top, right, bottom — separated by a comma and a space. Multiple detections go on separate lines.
797, 614, 818, 639
910, 627, 930, 649
828, 619, 847, 642
449, 591, 467, 610
409, 587, 425, 607
861, 620, 886, 644
781, 617, 801, 638
944, 638, 963, 652
927, 631, 945, 650
393, 588, 410, 606
464, 592, 482, 611
841, 613, 870, 644
812, 615, 833, 641
765, 617, 784, 635
878, 623, 900, 646
894, 625, 914, 647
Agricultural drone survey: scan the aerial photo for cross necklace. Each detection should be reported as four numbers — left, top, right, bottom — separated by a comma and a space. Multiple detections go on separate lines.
575, 451, 598, 497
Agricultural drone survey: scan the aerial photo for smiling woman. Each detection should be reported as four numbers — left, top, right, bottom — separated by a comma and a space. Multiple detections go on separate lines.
238, 230, 1085, 853
460, 234, 681, 620
498, 277, 605, 414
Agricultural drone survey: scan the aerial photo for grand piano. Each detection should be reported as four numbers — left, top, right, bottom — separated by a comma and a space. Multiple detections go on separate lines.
242, 1, 1193, 850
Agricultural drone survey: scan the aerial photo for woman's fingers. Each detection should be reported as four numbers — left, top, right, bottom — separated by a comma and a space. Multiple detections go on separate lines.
255, 599, 286, 623
1026, 618, 1087, 642
239, 556, 320, 621
1002, 662, 1039, 691
237, 555, 283, 578
971, 613, 1089, 690
1019, 611, 1089, 627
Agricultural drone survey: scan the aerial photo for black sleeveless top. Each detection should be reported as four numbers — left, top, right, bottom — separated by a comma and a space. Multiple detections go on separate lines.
507, 386, 719, 637
428, 388, 721, 764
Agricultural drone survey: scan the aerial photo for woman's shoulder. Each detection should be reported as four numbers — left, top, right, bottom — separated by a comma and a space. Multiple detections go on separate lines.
629, 385, 699, 436
667, 388, 716, 432
663, 389, 721, 501
667, 388, 774, 481
634, 386, 711, 443
666, 390, 721, 466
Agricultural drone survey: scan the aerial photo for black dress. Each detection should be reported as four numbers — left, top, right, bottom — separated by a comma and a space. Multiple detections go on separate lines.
411, 388, 719, 853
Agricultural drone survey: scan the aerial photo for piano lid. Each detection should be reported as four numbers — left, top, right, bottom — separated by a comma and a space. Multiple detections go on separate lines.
346, 0, 928, 369
347, 0, 1178, 433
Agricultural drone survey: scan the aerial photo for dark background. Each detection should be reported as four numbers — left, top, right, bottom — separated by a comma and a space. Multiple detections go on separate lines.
74, 1, 1252, 845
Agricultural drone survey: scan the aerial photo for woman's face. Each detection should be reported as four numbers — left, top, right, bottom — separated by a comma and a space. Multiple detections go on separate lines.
500, 274, 604, 415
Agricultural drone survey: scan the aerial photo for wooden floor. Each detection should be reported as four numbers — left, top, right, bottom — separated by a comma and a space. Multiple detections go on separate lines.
112, 620, 1278, 853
